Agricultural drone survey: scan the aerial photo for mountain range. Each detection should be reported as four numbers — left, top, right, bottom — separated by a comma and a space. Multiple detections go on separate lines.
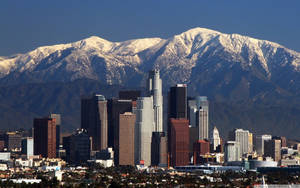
0, 27, 300, 138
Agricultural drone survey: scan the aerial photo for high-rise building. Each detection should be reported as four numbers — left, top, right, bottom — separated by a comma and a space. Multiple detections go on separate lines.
212, 126, 221, 152
21, 137, 34, 158
193, 140, 210, 164
119, 112, 136, 166
255, 135, 272, 156
168, 84, 187, 119
63, 129, 91, 165
264, 139, 281, 161
4, 132, 22, 151
224, 141, 240, 162
33, 117, 56, 158
147, 69, 163, 132
119, 90, 141, 101
151, 132, 167, 167
169, 118, 190, 167
50, 114, 61, 154
135, 97, 155, 166
188, 96, 209, 140
81, 94, 108, 151
229, 129, 250, 156
107, 98, 133, 165
248, 133, 253, 153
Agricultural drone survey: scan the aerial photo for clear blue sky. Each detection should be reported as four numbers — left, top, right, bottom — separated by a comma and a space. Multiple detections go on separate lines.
0, 0, 299, 56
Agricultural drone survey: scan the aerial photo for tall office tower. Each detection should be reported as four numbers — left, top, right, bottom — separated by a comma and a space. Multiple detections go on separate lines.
81, 94, 108, 151
255, 135, 272, 156
169, 118, 190, 167
224, 141, 240, 162
107, 99, 132, 165
248, 133, 253, 153
264, 139, 281, 161
63, 129, 91, 165
50, 114, 61, 153
147, 69, 163, 132
188, 96, 209, 140
193, 140, 210, 163
151, 132, 167, 167
119, 112, 136, 166
135, 97, 155, 166
21, 137, 34, 158
168, 84, 187, 119
229, 129, 250, 156
33, 117, 56, 158
119, 90, 141, 101
4, 132, 22, 151
212, 126, 221, 151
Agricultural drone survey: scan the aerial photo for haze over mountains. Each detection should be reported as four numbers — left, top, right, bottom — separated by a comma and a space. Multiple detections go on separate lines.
0, 27, 300, 138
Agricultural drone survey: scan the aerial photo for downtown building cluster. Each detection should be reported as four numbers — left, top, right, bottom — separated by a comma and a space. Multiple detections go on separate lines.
1, 70, 300, 178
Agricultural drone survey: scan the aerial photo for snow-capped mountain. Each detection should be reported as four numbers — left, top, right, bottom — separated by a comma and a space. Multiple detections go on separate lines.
1, 27, 300, 98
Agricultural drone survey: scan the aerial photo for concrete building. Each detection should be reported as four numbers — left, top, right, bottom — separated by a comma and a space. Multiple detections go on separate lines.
229, 129, 250, 156
21, 137, 34, 158
169, 118, 190, 167
107, 98, 133, 165
212, 126, 221, 152
33, 117, 56, 158
4, 132, 22, 151
64, 129, 91, 165
135, 97, 155, 166
119, 112, 136, 166
224, 141, 240, 162
255, 135, 272, 156
248, 133, 253, 153
147, 69, 163, 132
49, 113, 61, 153
151, 132, 167, 167
264, 139, 281, 161
81, 94, 108, 151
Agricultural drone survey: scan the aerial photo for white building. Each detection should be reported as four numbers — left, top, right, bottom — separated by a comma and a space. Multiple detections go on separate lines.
230, 129, 251, 156
135, 97, 155, 166
255, 134, 272, 156
224, 141, 240, 162
147, 69, 163, 132
188, 96, 209, 140
212, 126, 221, 151
21, 137, 34, 158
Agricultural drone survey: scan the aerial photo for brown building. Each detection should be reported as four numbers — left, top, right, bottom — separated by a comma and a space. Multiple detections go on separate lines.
193, 140, 210, 165
189, 126, 199, 156
264, 139, 281, 161
151, 132, 168, 167
119, 112, 136, 166
34, 117, 56, 158
169, 118, 190, 167
81, 95, 108, 151
107, 99, 133, 165
281, 136, 287, 147
0, 140, 4, 151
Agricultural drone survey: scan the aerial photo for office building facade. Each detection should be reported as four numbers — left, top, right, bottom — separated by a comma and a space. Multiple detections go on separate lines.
21, 137, 34, 158
119, 112, 136, 166
81, 94, 108, 151
224, 141, 240, 162
33, 117, 56, 158
255, 134, 272, 156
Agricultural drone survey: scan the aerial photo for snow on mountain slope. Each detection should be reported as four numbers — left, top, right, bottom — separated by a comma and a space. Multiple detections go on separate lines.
0, 27, 300, 96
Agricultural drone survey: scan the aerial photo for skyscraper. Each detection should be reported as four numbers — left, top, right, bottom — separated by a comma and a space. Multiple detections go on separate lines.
168, 84, 187, 119
151, 132, 167, 167
81, 94, 108, 151
264, 138, 281, 161
147, 69, 163, 132
169, 118, 190, 167
255, 134, 272, 156
63, 129, 91, 165
50, 113, 61, 153
21, 137, 34, 158
135, 97, 155, 166
212, 126, 221, 151
107, 98, 133, 165
33, 117, 56, 158
229, 129, 250, 156
119, 90, 141, 101
224, 141, 240, 162
119, 112, 136, 166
